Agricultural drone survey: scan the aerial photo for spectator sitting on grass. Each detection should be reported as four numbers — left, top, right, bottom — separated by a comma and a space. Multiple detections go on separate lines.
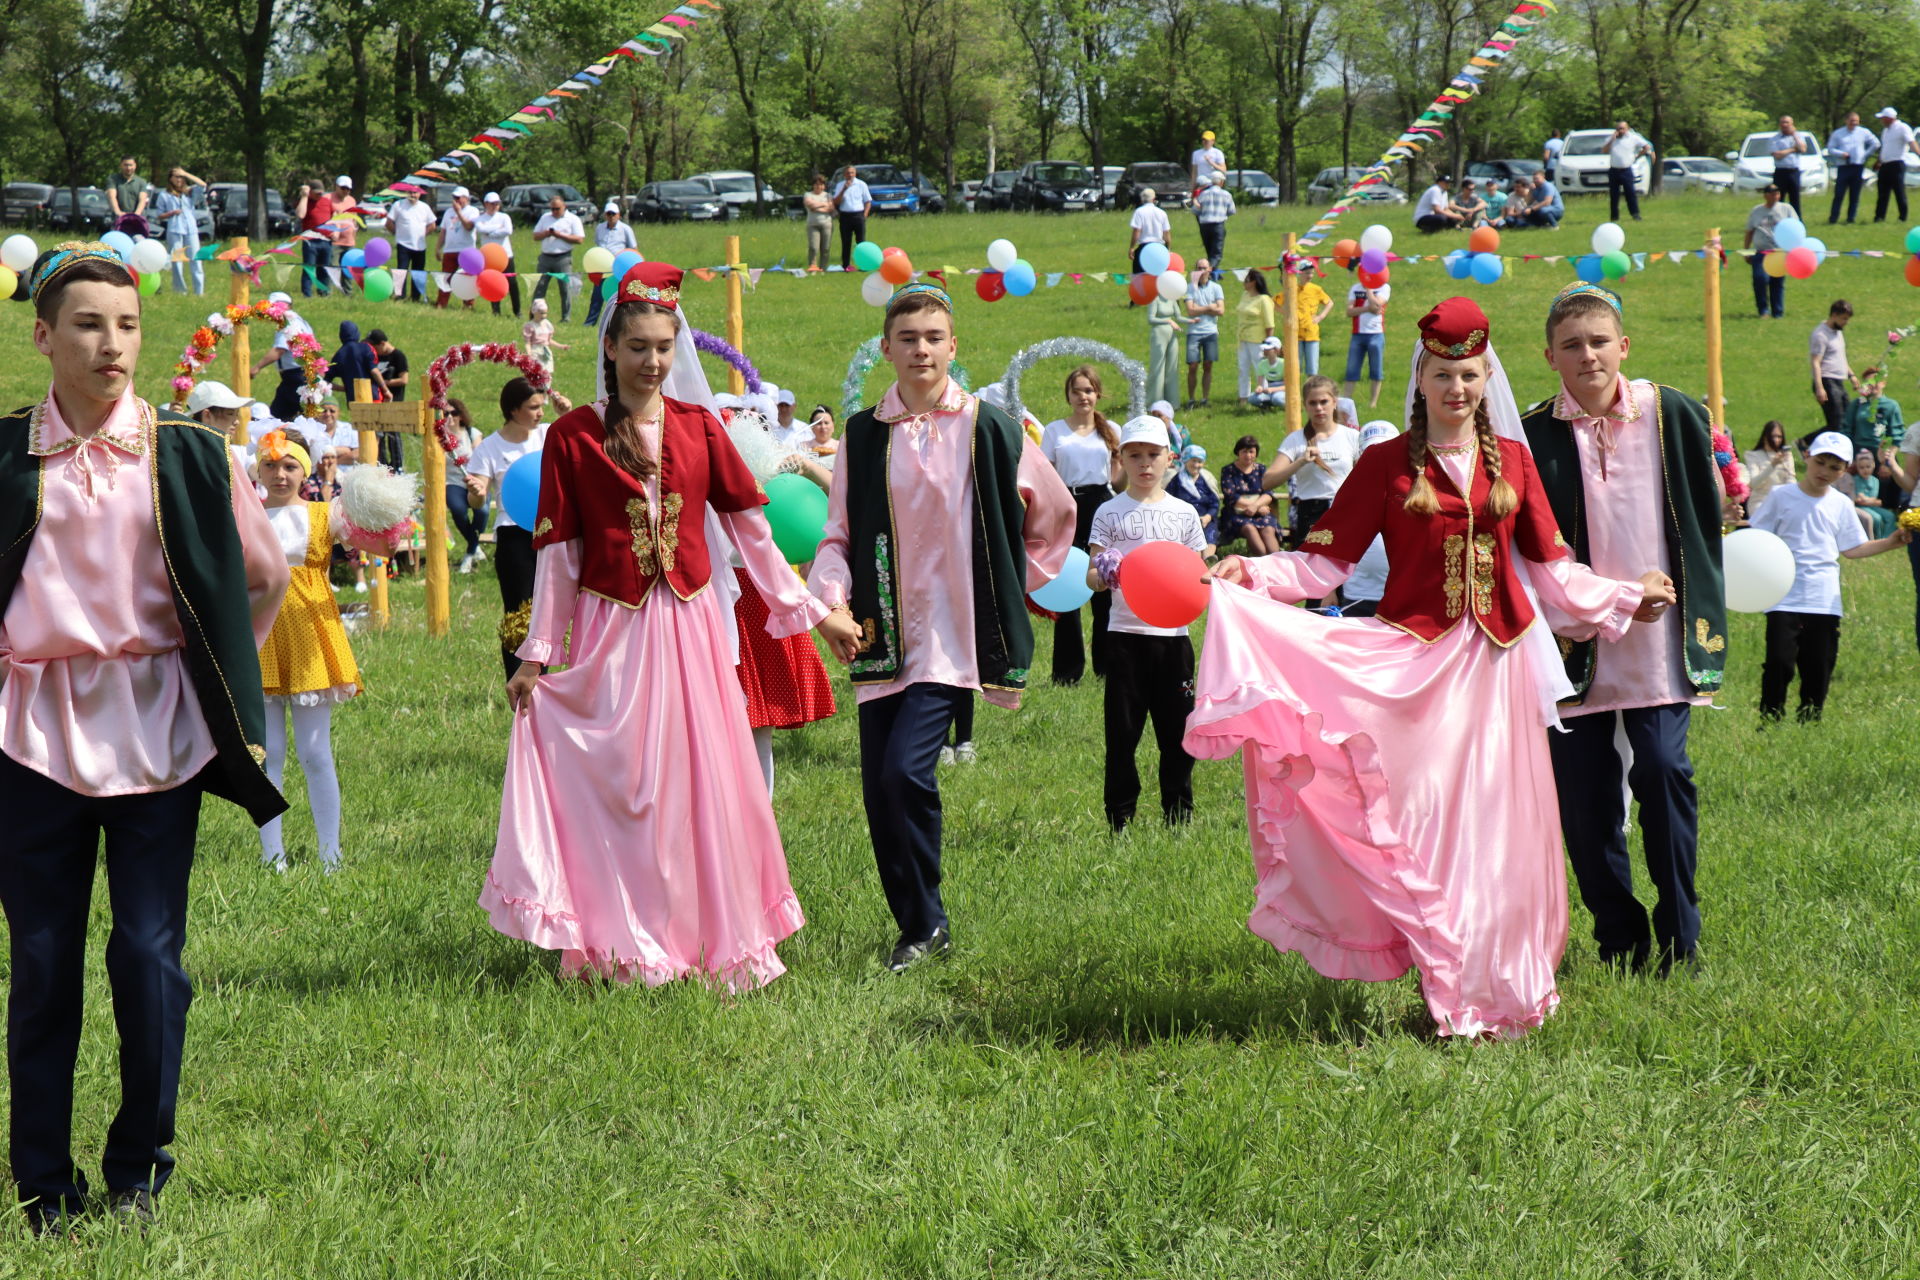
1413, 174, 1464, 233
1453, 180, 1489, 227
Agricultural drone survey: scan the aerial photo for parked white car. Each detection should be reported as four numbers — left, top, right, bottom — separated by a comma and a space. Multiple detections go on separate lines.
1556, 129, 1653, 196
1662, 156, 1737, 193
1726, 134, 1831, 194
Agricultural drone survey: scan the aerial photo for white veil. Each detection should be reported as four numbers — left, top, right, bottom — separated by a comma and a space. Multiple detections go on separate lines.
593, 278, 745, 659
1404, 339, 1577, 728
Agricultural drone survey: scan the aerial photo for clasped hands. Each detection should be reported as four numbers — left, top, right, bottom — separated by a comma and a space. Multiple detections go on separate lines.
1634, 570, 1676, 622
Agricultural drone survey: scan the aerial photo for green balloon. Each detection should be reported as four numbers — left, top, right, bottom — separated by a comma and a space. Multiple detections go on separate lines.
602, 276, 618, 300
763, 473, 829, 562
138, 271, 162, 296
852, 241, 884, 272
1906, 226, 1920, 255
1600, 250, 1631, 280
361, 267, 394, 301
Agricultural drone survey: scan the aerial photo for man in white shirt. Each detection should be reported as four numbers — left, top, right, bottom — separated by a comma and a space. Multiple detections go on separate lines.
1189, 130, 1226, 191
829, 165, 872, 271
1128, 188, 1171, 276
1413, 175, 1462, 232
584, 201, 639, 327
473, 192, 519, 317
433, 186, 478, 310
1605, 119, 1652, 222
530, 193, 584, 322
1874, 107, 1920, 223
1768, 115, 1815, 216
387, 190, 437, 301
1826, 110, 1876, 224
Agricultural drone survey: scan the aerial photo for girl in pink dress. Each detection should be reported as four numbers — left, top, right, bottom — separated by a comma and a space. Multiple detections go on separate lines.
1191, 297, 1675, 1038
480, 261, 862, 989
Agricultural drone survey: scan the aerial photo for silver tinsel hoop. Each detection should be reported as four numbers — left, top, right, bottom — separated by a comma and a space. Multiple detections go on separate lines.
1002, 338, 1146, 425
841, 335, 972, 422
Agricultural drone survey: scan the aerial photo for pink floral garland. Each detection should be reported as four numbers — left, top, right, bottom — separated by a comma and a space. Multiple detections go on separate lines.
169, 299, 330, 407
427, 341, 552, 463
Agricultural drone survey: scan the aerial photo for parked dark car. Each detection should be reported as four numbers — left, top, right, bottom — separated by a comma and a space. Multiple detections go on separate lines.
848, 164, 919, 216
628, 181, 731, 223
685, 172, 784, 215
45, 186, 114, 234
910, 173, 947, 214
3, 181, 55, 227
1224, 169, 1280, 206
1466, 159, 1544, 186
973, 171, 1017, 212
501, 183, 594, 222
1111, 162, 1192, 211
1011, 161, 1099, 212
206, 183, 297, 237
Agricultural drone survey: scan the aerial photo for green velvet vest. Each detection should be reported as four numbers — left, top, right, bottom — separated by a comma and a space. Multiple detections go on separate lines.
0, 402, 286, 825
842, 399, 1033, 692
1520, 384, 1727, 703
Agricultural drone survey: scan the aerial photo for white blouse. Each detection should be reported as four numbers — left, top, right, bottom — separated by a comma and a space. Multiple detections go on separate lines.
1040, 419, 1115, 489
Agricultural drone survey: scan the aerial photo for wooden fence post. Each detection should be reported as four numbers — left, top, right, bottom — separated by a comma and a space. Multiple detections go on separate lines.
725, 233, 746, 395
1704, 227, 1724, 428
1282, 233, 1302, 442
229, 237, 251, 444
350, 392, 450, 637
352, 377, 389, 629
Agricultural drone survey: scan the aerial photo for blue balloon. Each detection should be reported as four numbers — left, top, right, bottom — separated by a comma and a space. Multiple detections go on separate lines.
1031, 547, 1093, 612
341, 248, 366, 269
1138, 242, 1171, 277
609, 250, 643, 282
1470, 252, 1505, 285
1003, 260, 1037, 297
500, 451, 542, 531
1445, 250, 1473, 280
1773, 218, 1806, 251
101, 230, 135, 261
1801, 237, 1827, 257
1575, 254, 1606, 284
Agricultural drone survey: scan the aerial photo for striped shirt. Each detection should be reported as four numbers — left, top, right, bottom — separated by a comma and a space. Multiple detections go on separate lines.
1194, 185, 1237, 223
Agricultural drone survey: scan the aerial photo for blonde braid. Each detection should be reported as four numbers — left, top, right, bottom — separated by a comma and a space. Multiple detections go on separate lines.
1474, 403, 1519, 517
1403, 396, 1441, 515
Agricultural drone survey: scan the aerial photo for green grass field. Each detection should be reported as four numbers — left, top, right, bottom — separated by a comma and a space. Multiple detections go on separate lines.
0, 194, 1917, 1276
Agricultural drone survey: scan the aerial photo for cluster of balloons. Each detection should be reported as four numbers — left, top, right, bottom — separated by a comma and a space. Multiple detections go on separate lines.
1127, 241, 1188, 306
1442, 225, 1506, 285
1573, 222, 1634, 284
1901, 227, 1920, 288
856, 244, 917, 306
1330, 225, 1396, 291
435, 241, 514, 304
0, 233, 38, 299
977, 238, 1039, 302
1759, 216, 1826, 282
343, 238, 397, 301
1028, 543, 1212, 630
578, 247, 646, 304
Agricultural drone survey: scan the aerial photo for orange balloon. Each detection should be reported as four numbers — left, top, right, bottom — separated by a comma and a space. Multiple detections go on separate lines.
1332, 238, 1360, 267
1904, 255, 1920, 287
1128, 273, 1156, 305
1469, 226, 1500, 255
879, 253, 914, 285
480, 242, 510, 273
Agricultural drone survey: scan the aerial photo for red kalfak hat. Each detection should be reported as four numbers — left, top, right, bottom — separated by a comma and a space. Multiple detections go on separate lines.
1417, 296, 1491, 360
615, 261, 683, 309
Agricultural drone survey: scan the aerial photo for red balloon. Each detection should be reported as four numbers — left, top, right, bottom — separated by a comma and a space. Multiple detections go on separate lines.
882, 246, 904, 258
1784, 246, 1818, 280
1906, 255, 1920, 287
1332, 238, 1360, 268
880, 253, 914, 285
476, 268, 509, 302
1120, 542, 1211, 629
975, 272, 1007, 301
1166, 252, 1186, 276
1357, 266, 1389, 289
1128, 272, 1156, 305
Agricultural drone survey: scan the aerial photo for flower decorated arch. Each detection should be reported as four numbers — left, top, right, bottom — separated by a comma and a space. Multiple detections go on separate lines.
841, 336, 972, 424
427, 341, 552, 462
171, 299, 329, 408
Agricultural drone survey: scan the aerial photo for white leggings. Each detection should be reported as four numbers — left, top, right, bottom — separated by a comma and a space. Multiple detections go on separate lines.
752, 726, 775, 798
259, 700, 341, 868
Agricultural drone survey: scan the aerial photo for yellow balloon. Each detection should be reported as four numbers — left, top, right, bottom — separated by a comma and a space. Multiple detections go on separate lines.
581, 246, 614, 275
1762, 250, 1788, 278
0, 265, 15, 299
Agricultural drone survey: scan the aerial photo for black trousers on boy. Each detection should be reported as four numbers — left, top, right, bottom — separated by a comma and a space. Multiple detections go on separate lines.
1052, 483, 1113, 684
1547, 704, 1700, 967
0, 753, 202, 1224
1103, 632, 1195, 831
859, 683, 971, 944
1760, 610, 1840, 722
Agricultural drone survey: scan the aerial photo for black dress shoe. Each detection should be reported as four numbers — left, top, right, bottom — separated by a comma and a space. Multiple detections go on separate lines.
1598, 940, 1652, 974
887, 927, 952, 973
1656, 948, 1701, 980
108, 1188, 155, 1232
24, 1201, 78, 1239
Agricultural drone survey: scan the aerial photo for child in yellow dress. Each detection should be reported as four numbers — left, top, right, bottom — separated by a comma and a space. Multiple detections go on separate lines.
254, 429, 360, 871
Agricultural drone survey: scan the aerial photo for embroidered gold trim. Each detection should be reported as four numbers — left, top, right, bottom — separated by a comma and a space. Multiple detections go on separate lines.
1304, 528, 1334, 546
1557, 634, 1575, 659
1471, 532, 1496, 615
620, 280, 681, 305
1442, 533, 1466, 618
626, 496, 657, 577
657, 492, 683, 574
1421, 328, 1486, 359
499, 601, 533, 651
1552, 530, 1568, 548
28, 397, 155, 458
1695, 617, 1726, 654
533, 516, 553, 537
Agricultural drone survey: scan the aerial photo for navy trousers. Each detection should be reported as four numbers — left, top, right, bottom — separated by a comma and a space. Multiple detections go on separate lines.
858, 683, 971, 943
1547, 704, 1700, 965
0, 752, 201, 1217
1908, 535, 1920, 654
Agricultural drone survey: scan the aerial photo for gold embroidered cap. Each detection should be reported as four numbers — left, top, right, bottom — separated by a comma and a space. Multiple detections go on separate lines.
1417, 296, 1490, 360
615, 260, 682, 308
28, 241, 133, 299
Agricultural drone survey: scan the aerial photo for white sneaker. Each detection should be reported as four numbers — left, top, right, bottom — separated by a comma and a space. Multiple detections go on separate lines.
458, 554, 475, 574
262, 857, 288, 875
937, 746, 956, 766
474, 548, 488, 564
954, 741, 977, 764
355, 582, 368, 593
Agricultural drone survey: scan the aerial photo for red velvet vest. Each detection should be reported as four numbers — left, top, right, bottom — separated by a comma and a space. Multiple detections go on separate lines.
1303, 435, 1570, 647
530, 398, 766, 604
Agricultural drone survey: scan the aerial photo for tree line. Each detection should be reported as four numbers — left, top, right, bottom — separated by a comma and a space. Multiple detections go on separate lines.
2, 0, 1917, 238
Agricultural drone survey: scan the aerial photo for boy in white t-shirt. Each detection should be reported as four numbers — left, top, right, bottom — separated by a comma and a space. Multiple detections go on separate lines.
1087, 417, 1209, 832
1749, 431, 1911, 722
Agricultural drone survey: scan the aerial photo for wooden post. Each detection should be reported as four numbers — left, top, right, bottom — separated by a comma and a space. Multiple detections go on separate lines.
1282, 233, 1302, 441
725, 233, 746, 395
1703, 227, 1724, 428
352, 377, 390, 629
228, 237, 251, 443
353, 395, 449, 637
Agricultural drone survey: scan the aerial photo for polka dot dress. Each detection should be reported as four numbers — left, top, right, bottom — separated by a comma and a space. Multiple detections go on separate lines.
732, 568, 835, 729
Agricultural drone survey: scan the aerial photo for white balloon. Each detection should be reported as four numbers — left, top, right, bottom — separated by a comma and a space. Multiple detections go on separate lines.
1359, 224, 1393, 254
130, 238, 169, 274
0, 234, 36, 274
1591, 222, 1626, 256
449, 272, 480, 301
1155, 269, 1188, 301
1722, 528, 1796, 613
986, 238, 1018, 272
861, 271, 892, 306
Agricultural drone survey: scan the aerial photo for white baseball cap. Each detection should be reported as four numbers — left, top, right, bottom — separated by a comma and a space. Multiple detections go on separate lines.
1211, 172, 1226, 185
185, 380, 250, 415
1148, 399, 1175, 419
1808, 430, 1853, 460
267, 291, 291, 305
483, 191, 501, 204
1359, 420, 1400, 448
603, 201, 621, 214
1260, 335, 1283, 350
336, 175, 353, 188
452, 186, 471, 199
1878, 107, 1900, 119
776, 389, 796, 406
1117, 415, 1171, 450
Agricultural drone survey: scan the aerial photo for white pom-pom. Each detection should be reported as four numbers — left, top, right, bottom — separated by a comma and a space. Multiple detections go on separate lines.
338, 465, 419, 556
725, 409, 799, 482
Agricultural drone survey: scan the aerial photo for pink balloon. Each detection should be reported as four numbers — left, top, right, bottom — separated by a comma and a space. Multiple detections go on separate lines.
1784, 246, 1818, 280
